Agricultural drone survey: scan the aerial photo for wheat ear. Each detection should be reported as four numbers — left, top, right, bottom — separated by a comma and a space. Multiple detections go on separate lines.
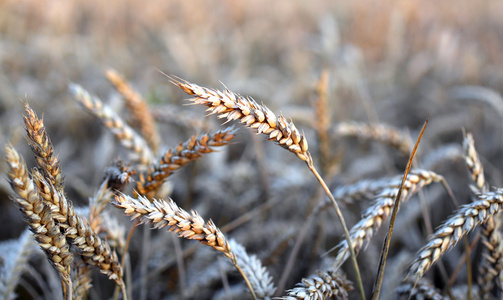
69, 83, 155, 165
229, 239, 276, 299
395, 279, 445, 300
332, 169, 446, 268
279, 270, 353, 300
170, 76, 365, 298
331, 174, 403, 205
5, 145, 73, 298
333, 121, 412, 155
105, 69, 161, 153
31, 170, 125, 289
137, 127, 236, 199
23, 103, 64, 192
409, 190, 503, 279
463, 131, 502, 299
114, 193, 258, 299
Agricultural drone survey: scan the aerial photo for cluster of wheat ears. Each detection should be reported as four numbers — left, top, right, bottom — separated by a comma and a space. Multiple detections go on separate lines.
2, 69, 503, 300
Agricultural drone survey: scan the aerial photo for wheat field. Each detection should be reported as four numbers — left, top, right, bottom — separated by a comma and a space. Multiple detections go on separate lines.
1, 1, 503, 299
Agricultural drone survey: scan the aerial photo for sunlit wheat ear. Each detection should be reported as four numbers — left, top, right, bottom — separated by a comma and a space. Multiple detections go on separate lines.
0, 230, 36, 300
332, 121, 412, 155
31, 171, 125, 288
229, 239, 276, 299
332, 169, 446, 268
5, 145, 73, 295
69, 83, 155, 166
395, 278, 444, 300
463, 131, 502, 299
169, 77, 311, 164
279, 270, 353, 300
137, 127, 236, 199
106, 69, 161, 153
23, 103, 64, 192
409, 190, 503, 279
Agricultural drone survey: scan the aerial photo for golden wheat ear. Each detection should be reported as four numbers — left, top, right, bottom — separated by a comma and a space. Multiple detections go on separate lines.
5, 144, 74, 299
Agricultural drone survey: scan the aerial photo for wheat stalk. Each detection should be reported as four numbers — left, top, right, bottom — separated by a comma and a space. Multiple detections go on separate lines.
69, 83, 155, 165
332, 169, 446, 268
5, 145, 73, 299
279, 270, 353, 300
409, 190, 503, 279
137, 127, 236, 199
463, 131, 502, 299
22, 103, 64, 193
105, 69, 161, 153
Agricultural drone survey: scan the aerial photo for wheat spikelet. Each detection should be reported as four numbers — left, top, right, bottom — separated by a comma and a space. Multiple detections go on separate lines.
69, 83, 155, 165
395, 279, 445, 300
22, 103, 64, 192
332, 174, 403, 205
279, 270, 353, 300
463, 131, 502, 299
5, 145, 73, 293
71, 260, 93, 300
137, 127, 236, 198
229, 239, 276, 299
105, 69, 161, 152
169, 77, 311, 164
0, 230, 36, 300
332, 121, 411, 155
409, 190, 503, 279
31, 171, 124, 287
114, 193, 235, 261
332, 169, 446, 268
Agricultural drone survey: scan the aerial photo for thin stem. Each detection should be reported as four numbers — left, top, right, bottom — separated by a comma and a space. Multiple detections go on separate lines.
114, 219, 139, 300
234, 262, 258, 300
371, 117, 428, 300
308, 163, 365, 300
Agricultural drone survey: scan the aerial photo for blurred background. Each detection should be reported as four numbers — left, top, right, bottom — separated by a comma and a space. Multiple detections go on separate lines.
1, 0, 503, 299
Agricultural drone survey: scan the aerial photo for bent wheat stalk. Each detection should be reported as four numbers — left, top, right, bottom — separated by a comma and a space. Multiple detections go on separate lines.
409, 190, 503, 279
169, 76, 365, 299
114, 193, 258, 300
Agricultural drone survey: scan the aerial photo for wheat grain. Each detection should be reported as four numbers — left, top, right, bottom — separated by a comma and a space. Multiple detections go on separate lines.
137, 127, 236, 199
332, 169, 446, 268
332, 121, 411, 155
279, 270, 353, 300
23, 103, 64, 193
69, 83, 155, 165
229, 239, 276, 299
106, 69, 161, 153
169, 77, 311, 164
409, 190, 503, 279
5, 145, 73, 296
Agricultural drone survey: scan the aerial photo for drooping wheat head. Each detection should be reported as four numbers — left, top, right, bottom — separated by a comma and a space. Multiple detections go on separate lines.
332, 169, 446, 268
169, 77, 311, 164
105, 69, 161, 153
137, 127, 236, 199
69, 83, 155, 165
409, 190, 503, 279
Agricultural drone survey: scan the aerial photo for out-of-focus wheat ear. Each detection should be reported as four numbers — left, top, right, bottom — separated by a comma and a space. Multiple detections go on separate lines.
409, 190, 503, 279
229, 239, 276, 299
71, 259, 93, 300
463, 131, 503, 299
69, 83, 155, 166
313, 70, 332, 175
278, 270, 353, 300
395, 278, 445, 300
137, 127, 236, 199
331, 173, 403, 205
105, 69, 161, 153
332, 169, 446, 268
0, 230, 36, 300
5, 145, 73, 298
332, 121, 412, 156
22, 103, 64, 192
169, 77, 312, 164
114, 193, 258, 299
31, 165, 125, 292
